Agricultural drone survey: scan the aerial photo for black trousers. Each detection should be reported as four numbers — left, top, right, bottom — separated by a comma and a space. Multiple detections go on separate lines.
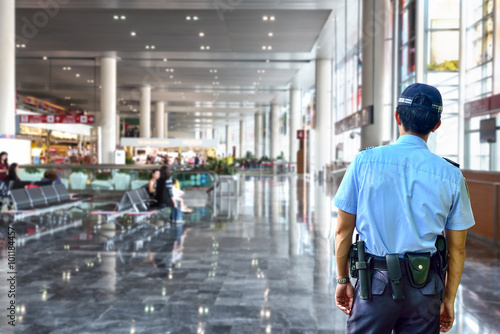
346, 269, 443, 334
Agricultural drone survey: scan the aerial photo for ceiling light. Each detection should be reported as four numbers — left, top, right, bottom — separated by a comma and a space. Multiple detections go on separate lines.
209, 69, 213, 73
113, 15, 119, 20
262, 46, 266, 50
268, 46, 272, 50
268, 32, 274, 37
120, 15, 126, 20
193, 16, 199, 20
43, 56, 47, 60
186, 16, 192, 20
76, 73, 80, 77
163, 58, 167, 62
170, 75, 174, 79
151, 45, 155, 49
199, 32, 205, 37
200, 46, 205, 50
130, 31, 136, 36
270, 16, 275, 21
145, 45, 150, 49
266, 59, 270, 63
262, 16, 268, 21
206, 46, 210, 50
214, 76, 218, 79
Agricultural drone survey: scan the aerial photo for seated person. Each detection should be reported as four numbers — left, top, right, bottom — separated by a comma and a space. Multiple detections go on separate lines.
41, 170, 62, 184
6, 163, 21, 183
148, 169, 160, 197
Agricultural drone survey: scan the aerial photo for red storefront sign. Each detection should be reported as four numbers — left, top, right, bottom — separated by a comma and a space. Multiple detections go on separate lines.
464, 94, 500, 119
297, 130, 309, 140
334, 105, 374, 135
19, 114, 95, 124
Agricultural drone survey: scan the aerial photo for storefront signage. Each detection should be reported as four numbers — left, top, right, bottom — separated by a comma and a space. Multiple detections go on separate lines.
334, 105, 374, 135
121, 138, 218, 148
464, 94, 500, 119
19, 114, 95, 124
297, 130, 309, 140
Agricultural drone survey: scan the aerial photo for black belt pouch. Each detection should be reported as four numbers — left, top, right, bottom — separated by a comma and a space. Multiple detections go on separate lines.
405, 252, 431, 288
386, 254, 404, 301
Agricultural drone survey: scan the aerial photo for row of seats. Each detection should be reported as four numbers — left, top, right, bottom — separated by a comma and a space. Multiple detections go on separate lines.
9, 184, 80, 211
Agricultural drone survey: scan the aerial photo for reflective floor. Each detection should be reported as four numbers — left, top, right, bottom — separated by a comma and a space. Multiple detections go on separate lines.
0, 176, 499, 333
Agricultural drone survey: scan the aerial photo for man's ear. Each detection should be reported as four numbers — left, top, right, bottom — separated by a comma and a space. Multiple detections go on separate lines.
395, 111, 401, 125
431, 120, 442, 133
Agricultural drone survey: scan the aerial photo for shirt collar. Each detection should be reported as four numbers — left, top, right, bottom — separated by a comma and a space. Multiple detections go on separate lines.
396, 134, 429, 148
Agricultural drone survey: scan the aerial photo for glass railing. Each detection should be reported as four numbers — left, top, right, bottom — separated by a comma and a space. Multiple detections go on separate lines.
16, 164, 219, 193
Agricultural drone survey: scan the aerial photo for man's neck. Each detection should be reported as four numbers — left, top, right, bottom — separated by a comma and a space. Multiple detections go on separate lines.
398, 126, 430, 143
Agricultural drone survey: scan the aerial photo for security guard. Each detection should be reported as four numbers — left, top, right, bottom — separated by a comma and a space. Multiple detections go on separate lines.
333, 83, 475, 334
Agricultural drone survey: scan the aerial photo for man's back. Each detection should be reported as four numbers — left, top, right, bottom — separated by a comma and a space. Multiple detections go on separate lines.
335, 134, 473, 256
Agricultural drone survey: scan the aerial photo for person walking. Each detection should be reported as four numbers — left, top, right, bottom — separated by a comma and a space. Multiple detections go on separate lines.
334, 83, 475, 334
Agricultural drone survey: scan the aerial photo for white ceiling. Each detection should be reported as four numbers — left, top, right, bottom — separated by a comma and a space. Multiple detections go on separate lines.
15, 0, 341, 131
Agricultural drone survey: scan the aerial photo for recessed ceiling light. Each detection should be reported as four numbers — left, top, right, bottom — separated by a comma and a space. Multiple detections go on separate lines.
199, 32, 205, 37
193, 16, 199, 20
270, 16, 275, 21
163, 58, 167, 62
76, 73, 80, 77
186, 16, 192, 20
151, 45, 156, 49
145, 45, 150, 49
43, 56, 47, 60
200, 46, 205, 50
120, 15, 126, 20
262, 16, 268, 21
266, 59, 270, 63
268, 32, 274, 37
130, 31, 136, 36
262, 46, 266, 50
206, 46, 210, 50
170, 75, 174, 79
113, 15, 119, 20
215, 76, 218, 79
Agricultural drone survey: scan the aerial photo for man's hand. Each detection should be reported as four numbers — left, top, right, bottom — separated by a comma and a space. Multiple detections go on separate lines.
335, 282, 354, 315
440, 298, 455, 332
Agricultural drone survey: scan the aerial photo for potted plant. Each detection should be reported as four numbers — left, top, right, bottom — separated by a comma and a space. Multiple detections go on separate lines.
91, 169, 114, 190
21, 167, 44, 182
69, 168, 88, 190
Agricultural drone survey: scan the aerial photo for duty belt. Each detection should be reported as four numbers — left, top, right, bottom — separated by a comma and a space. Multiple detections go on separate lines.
368, 254, 407, 272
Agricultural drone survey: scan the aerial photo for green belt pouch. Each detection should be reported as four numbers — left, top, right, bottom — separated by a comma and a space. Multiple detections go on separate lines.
405, 252, 431, 288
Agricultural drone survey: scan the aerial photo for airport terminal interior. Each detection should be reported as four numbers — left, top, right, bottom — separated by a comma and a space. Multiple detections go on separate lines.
0, 0, 499, 333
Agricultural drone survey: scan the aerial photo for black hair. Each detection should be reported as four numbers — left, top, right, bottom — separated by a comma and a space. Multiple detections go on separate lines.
159, 165, 171, 180
7, 163, 18, 179
396, 94, 441, 135
150, 169, 159, 178
0, 151, 8, 165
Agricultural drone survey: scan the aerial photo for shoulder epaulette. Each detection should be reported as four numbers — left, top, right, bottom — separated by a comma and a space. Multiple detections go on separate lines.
361, 146, 378, 151
443, 157, 460, 168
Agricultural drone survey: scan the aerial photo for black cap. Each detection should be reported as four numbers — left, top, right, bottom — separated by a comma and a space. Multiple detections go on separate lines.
397, 83, 443, 114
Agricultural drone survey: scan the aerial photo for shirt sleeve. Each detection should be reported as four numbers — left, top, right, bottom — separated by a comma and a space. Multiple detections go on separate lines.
333, 154, 361, 215
445, 177, 475, 231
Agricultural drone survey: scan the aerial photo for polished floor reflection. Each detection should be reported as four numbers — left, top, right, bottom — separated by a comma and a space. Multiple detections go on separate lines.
0, 176, 498, 333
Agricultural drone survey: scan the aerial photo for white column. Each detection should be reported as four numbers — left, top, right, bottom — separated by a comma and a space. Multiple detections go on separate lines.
270, 104, 280, 159
100, 57, 117, 164
315, 59, 332, 177
254, 113, 263, 158
361, 0, 392, 149
225, 125, 231, 157
0, 0, 16, 137
155, 101, 165, 138
289, 89, 301, 163
140, 86, 151, 138
239, 119, 246, 158
116, 115, 120, 145
164, 112, 169, 138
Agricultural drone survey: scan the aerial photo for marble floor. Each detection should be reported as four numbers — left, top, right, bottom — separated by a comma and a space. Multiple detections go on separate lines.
0, 176, 499, 333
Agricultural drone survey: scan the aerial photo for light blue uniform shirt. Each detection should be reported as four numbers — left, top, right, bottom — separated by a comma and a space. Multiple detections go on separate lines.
334, 134, 475, 257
